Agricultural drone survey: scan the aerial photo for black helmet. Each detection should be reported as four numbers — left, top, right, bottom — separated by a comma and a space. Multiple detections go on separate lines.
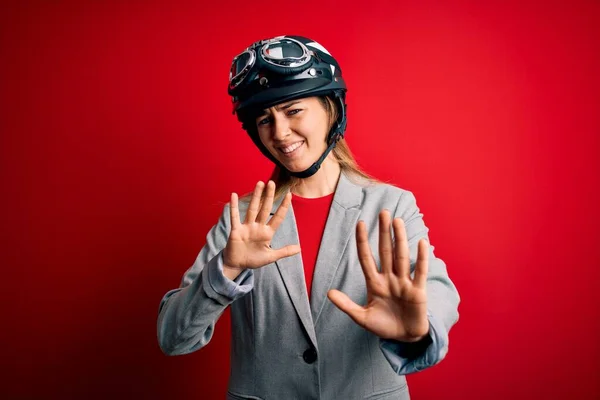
227, 35, 348, 178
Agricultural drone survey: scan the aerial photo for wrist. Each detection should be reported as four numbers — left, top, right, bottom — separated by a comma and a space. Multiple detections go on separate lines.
223, 264, 244, 281
396, 321, 431, 343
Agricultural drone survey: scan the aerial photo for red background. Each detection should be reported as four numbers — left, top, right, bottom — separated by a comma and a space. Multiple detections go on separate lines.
2, 1, 599, 399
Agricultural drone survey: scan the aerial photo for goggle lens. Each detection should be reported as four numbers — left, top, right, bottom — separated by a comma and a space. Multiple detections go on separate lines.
230, 51, 253, 79
263, 40, 305, 65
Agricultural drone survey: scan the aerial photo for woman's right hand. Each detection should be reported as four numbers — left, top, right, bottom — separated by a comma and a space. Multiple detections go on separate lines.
222, 180, 300, 279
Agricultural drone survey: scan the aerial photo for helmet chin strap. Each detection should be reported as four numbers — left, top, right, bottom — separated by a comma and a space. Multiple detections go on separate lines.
287, 133, 341, 178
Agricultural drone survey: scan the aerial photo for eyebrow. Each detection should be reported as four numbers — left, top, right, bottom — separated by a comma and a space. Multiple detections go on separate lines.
257, 101, 301, 117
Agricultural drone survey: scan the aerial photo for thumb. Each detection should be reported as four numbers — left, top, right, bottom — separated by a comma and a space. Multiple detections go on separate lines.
327, 289, 366, 328
271, 244, 301, 262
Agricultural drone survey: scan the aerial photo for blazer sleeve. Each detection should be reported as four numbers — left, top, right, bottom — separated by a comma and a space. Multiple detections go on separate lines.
156, 202, 254, 356
379, 190, 460, 374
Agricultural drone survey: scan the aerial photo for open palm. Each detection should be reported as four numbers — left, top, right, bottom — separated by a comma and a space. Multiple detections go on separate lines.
223, 180, 300, 270
328, 210, 430, 342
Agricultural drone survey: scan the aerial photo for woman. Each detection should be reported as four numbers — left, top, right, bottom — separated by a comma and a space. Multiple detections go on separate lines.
157, 35, 460, 400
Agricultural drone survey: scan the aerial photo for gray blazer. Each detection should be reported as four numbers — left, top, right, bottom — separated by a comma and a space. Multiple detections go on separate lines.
157, 171, 460, 400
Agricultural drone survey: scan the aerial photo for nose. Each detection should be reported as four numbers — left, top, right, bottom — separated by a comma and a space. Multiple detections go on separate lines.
271, 113, 291, 141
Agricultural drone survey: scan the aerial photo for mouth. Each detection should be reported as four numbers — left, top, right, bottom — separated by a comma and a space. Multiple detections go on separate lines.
278, 141, 305, 157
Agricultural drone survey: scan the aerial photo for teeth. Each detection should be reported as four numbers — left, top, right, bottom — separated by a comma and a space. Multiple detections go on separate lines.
281, 141, 303, 154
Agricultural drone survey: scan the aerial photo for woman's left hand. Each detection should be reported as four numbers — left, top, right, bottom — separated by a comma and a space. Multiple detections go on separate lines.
328, 210, 430, 342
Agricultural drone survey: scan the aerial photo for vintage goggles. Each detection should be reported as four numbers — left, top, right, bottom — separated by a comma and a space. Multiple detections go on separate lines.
228, 37, 315, 92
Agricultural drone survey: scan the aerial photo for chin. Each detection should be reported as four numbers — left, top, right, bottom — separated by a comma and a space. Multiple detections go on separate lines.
268, 152, 308, 172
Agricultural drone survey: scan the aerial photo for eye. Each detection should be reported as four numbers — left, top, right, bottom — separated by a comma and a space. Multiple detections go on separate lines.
257, 116, 271, 126
287, 109, 301, 116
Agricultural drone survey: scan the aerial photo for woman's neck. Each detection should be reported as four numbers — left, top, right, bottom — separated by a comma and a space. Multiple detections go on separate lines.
291, 155, 341, 198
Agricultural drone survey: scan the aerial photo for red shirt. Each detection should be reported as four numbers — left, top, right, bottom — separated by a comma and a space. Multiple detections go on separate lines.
291, 192, 335, 300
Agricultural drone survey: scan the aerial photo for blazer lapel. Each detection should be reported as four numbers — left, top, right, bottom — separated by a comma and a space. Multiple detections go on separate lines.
310, 172, 363, 326
271, 194, 318, 349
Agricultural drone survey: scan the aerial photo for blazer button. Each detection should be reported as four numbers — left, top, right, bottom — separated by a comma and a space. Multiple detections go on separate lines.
303, 348, 317, 364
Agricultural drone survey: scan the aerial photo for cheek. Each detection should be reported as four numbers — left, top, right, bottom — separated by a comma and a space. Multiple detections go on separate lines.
257, 128, 271, 146
304, 121, 329, 146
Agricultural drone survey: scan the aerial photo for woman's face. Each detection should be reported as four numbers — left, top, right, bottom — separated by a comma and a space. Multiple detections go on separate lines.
255, 96, 330, 173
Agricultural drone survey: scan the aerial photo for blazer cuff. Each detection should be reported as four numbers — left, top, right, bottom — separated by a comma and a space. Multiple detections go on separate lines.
379, 311, 449, 375
201, 251, 254, 305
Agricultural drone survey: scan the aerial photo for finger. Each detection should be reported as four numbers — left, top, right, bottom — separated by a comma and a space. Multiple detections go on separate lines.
356, 220, 379, 282
256, 180, 275, 224
413, 239, 429, 288
378, 210, 393, 275
267, 191, 291, 230
269, 244, 301, 263
392, 218, 410, 277
327, 289, 367, 328
230, 192, 241, 230
245, 181, 265, 224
